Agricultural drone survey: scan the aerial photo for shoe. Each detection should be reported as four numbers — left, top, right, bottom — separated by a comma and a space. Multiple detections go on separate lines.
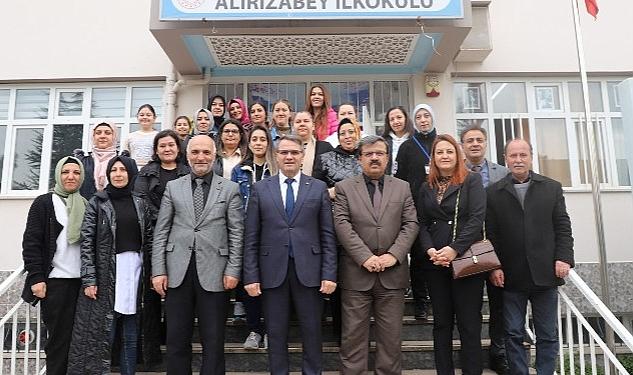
489, 356, 509, 375
262, 334, 268, 349
243, 331, 262, 350
233, 302, 246, 319
414, 302, 428, 320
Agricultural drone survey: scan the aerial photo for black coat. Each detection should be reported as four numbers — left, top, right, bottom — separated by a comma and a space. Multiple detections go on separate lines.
21, 193, 64, 304
417, 173, 486, 270
394, 130, 436, 195
486, 172, 574, 291
67, 191, 158, 374
134, 159, 190, 222
313, 147, 362, 188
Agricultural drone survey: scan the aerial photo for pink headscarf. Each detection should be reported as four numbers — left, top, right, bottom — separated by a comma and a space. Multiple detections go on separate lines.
229, 98, 251, 131
91, 122, 118, 191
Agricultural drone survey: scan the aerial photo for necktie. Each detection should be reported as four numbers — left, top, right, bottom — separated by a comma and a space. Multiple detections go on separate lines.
193, 178, 204, 221
372, 180, 382, 216
471, 165, 483, 173
285, 178, 295, 219
285, 178, 295, 257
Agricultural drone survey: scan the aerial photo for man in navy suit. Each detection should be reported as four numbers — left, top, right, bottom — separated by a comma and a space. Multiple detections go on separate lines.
243, 134, 337, 375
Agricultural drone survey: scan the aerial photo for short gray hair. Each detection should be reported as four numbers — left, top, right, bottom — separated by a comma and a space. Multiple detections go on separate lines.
277, 134, 304, 150
504, 138, 533, 155
357, 135, 389, 155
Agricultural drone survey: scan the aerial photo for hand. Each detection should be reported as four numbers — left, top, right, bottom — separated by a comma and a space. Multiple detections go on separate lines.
427, 248, 438, 261
362, 255, 381, 272
31, 282, 46, 299
244, 283, 262, 297
433, 246, 458, 267
328, 187, 336, 200
555, 261, 571, 279
223, 275, 239, 290
152, 275, 168, 298
377, 253, 397, 269
84, 286, 98, 300
320, 280, 337, 294
490, 269, 505, 287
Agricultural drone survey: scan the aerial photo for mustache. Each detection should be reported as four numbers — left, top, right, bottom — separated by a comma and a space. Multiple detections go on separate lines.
370, 161, 382, 165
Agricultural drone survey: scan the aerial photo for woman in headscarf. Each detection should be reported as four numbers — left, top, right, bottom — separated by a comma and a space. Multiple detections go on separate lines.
74, 122, 119, 199
68, 155, 155, 375
21, 156, 87, 375
228, 98, 252, 131
208, 94, 227, 136
182, 108, 214, 153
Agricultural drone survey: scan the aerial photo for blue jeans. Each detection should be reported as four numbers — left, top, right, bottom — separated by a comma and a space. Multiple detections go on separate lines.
503, 288, 558, 375
110, 313, 138, 375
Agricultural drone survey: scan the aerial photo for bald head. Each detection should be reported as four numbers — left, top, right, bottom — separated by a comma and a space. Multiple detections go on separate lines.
187, 135, 216, 176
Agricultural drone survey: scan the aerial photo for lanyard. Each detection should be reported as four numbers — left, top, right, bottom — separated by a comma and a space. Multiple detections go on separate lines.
411, 136, 431, 160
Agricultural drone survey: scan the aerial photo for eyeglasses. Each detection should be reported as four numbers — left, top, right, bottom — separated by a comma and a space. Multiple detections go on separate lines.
276, 150, 302, 156
222, 129, 240, 134
361, 151, 387, 157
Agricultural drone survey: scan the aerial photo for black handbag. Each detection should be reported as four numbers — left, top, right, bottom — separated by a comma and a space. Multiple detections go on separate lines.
450, 188, 501, 279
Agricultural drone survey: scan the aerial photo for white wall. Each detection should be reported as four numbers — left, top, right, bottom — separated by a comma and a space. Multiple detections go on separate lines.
0, 0, 172, 81
455, 0, 633, 74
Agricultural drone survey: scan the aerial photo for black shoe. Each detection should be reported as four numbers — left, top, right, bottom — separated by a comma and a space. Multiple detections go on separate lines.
414, 303, 427, 320
489, 356, 509, 375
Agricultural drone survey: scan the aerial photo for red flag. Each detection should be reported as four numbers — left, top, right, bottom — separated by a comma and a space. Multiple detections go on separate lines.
585, 0, 598, 19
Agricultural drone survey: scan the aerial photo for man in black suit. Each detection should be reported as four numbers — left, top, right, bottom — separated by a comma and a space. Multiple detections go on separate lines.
461, 125, 509, 374
243, 134, 337, 375
487, 139, 574, 375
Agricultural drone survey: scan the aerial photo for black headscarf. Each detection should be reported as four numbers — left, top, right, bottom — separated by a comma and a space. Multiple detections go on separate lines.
208, 95, 226, 134
105, 155, 139, 199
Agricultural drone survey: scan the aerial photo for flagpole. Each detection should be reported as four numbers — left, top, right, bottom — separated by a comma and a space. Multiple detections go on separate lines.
571, 0, 615, 355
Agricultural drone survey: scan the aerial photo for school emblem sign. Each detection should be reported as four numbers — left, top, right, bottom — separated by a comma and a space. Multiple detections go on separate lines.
161, 0, 463, 20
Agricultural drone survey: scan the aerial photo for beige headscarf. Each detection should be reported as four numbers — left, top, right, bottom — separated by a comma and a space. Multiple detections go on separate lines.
91, 122, 118, 191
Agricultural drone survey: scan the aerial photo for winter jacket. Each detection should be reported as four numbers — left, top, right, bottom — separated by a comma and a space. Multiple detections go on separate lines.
313, 146, 362, 188
231, 159, 273, 211
394, 129, 436, 195
134, 160, 190, 222
67, 191, 158, 374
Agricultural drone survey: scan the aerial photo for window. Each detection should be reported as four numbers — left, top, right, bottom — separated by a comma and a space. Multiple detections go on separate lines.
209, 83, 245, 108
373, 81, 409, 122
247, 83, 305, 113
0, 83, 163, 195
313, 82, 370, 122
453, 78, 630, 189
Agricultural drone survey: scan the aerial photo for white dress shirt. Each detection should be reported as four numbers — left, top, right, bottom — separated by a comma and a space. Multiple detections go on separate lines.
279, 172, 301, 208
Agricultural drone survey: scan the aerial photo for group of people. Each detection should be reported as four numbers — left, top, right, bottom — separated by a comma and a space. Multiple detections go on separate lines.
21, 83, 574, 375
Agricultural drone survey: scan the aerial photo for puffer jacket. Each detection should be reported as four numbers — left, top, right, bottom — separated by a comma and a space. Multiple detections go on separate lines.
134, 159, 190, 222
313, 146, 362, 188
231, 159, 273, 211
67, 191, 158, 374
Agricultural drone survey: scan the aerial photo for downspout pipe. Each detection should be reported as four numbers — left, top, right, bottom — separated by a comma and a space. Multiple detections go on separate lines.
163, 66, 212, 129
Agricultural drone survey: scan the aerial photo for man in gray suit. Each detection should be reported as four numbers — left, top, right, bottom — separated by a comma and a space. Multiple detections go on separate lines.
461, 125, 509, 374
152, 135, 243, 375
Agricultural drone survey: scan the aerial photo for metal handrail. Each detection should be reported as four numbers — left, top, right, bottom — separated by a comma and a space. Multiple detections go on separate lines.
0, 265, 24, 296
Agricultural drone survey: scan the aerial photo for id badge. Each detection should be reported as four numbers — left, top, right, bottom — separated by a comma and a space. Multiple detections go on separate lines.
425, 165, 430, 175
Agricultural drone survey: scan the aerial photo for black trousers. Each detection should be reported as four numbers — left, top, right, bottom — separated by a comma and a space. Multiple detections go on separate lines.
410, 241, 429, 305
262, 261, 324, 375
40, 278, 81, 375
427, 268, 484, 375
165, 253, 229, 375
486, 278, 506, 359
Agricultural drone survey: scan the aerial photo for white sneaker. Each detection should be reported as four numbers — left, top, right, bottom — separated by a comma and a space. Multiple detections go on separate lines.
233, 302, 246, 318
243, 331, 262, 350
262, 333, 268, 349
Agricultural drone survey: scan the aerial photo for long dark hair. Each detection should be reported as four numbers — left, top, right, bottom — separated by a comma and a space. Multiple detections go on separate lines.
381, 106, 414, 138
242, 125, 278, 175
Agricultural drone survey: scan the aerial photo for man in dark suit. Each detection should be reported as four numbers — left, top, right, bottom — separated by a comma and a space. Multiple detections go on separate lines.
461, 125, 509, 374
152, 135, 244, 375
243, 134, 337, 375
334, 135, 419, 374
487, 139, 574, 375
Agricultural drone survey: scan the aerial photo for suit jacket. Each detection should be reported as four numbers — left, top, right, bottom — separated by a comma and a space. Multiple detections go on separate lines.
333, 175, 419, 291
488, 161, 510, 185
486, 172, 574, 291
417, 173, 486, 269
243, 173, 337, 289
152, 174, 244, 291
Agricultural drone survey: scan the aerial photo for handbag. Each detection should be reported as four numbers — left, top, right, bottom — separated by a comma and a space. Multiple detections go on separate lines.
450, 188, 501, 279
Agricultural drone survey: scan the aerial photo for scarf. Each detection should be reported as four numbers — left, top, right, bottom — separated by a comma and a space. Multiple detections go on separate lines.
91, 123, 118, 191
52, 156, 87, 244
105, 156, 139, 199
302, 137, 316, 176
412, 103, 436, 135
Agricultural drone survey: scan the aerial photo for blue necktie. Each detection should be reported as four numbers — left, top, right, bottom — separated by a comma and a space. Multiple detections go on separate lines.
285, 178, 295, 219
285, 178, 295, 258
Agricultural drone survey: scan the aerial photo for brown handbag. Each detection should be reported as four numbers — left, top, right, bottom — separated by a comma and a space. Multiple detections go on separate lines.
450, 188, 501, 279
